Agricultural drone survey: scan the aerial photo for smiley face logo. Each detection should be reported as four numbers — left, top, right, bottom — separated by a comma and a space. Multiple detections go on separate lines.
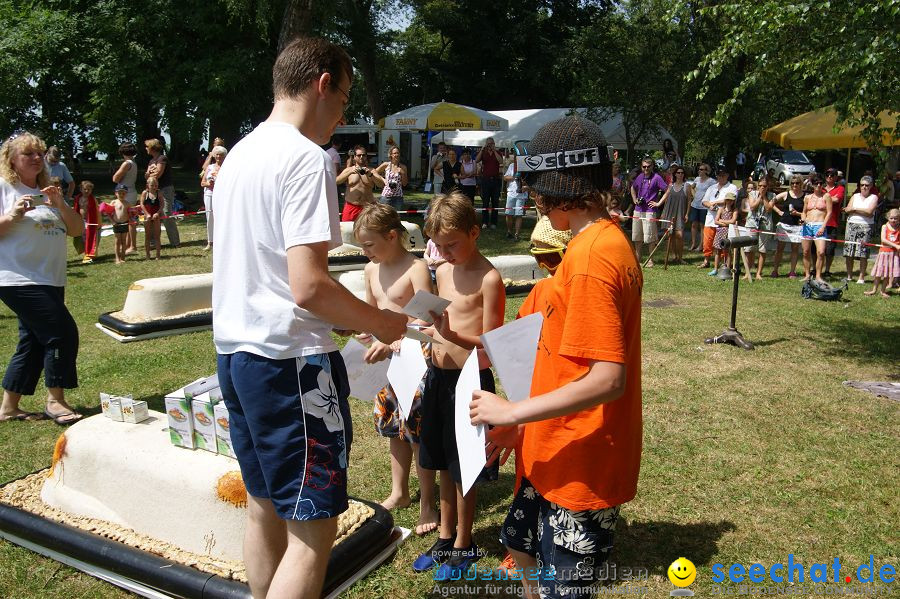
668, 557, 696, 587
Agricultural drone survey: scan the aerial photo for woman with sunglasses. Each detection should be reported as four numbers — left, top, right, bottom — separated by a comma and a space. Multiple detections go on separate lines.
688, 163, 715, 252
0, 132, 84, 424
842, 176, 878, 283
742, 177, 776, 280
657, 166, 692, 263
771, 175, 807, 278
799, 174, 833, 283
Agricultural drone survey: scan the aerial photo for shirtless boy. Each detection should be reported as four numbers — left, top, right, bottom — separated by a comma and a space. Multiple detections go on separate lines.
353, 203, 440, 536
111, 184, 131, 263
412, 191, 506, 579
337, 144, 384, 221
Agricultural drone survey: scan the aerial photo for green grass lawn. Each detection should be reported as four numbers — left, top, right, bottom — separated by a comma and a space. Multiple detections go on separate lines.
0, 215, 897, 598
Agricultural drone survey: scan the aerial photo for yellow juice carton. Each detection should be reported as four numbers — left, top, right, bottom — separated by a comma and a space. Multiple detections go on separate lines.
213, 402, 234, 458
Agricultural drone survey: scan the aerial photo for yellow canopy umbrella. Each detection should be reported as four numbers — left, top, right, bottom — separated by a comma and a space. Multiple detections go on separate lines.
382, 102, 508, 131
761, 107, 898, 150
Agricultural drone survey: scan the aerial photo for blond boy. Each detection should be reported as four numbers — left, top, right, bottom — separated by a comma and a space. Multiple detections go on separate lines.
111, 184, 130, 263
413, 191, 506, 579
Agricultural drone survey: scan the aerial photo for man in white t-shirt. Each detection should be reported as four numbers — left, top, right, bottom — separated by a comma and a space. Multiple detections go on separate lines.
326, 138, 342, 172
503, 162, 527, 240
211, 37, 406, 599
699, 167, 737, 270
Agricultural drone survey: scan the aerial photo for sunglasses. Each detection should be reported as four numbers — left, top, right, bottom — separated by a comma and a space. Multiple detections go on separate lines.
530, 246, 566, 273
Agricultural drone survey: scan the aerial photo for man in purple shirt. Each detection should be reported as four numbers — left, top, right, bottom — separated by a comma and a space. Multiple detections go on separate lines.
630, 158, 668, 266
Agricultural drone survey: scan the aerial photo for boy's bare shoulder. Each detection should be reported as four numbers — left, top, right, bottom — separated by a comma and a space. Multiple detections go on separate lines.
363, 261, 378, 276
408, 256, 430, 275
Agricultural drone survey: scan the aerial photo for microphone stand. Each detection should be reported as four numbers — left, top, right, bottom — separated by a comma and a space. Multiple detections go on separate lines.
705, 236, 756, 350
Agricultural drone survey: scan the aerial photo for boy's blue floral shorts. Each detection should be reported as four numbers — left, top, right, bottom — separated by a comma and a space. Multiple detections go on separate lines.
500, 477, 620, 599
218, 350, 352, 521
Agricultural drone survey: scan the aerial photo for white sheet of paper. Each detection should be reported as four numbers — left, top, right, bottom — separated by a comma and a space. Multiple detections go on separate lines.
454, 350, 486, 497
340, 338, 389, 402
386, 337, 428, 419
401, 290, 451, 323
480, 312, 544, 402
405, 325, 439, 345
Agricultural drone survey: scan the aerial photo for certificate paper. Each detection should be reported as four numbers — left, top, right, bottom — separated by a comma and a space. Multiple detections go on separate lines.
402, 290, 451, 323
454, 350, 486, 497
481, 312, 543, 402
386, 337, 428, 418
340, 338, 389, 402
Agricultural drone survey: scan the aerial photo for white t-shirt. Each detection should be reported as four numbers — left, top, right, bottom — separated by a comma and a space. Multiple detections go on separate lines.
690, 176, 717, 210
326, 147, 341, 171
504, 164, 526, 198
703, 182, 738, 227
121, 159, 138, 204
847, 193, 877, 225
212, 122, 342, 359
0, 178, 68, 287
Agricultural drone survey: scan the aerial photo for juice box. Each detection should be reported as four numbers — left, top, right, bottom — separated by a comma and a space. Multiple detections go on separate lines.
191, 388, 221, 452
100, 393, 126, 421
164, 385, 197, 449
213, 402, 235, 459
121, 397, 149, 424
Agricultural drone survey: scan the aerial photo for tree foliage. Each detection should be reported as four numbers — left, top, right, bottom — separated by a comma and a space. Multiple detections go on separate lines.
678, 0, 900, 155
0, 0, 896, 169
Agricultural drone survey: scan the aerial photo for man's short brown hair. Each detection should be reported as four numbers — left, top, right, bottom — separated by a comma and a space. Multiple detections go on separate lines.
424, 191, 478, 236
144, 138, 164, 153
273, 37, 352, 101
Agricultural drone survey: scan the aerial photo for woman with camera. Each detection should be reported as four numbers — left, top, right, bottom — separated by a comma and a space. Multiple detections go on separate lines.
376, 145, 408, 211
0, 132, 84, 425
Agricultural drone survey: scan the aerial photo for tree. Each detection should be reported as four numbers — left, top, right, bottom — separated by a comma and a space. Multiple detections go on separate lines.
677, 0, 900, 159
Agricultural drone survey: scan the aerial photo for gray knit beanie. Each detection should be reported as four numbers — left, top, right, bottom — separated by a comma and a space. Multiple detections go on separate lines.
522, 115, 612, 198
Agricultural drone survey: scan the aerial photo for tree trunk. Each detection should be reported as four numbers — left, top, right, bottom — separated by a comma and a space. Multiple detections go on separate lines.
354, 47, 384, 121
347, 0, 384, 121
278, 0, 316, 53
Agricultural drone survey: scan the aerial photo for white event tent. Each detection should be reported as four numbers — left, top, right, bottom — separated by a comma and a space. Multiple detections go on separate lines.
431, 108, 675, 153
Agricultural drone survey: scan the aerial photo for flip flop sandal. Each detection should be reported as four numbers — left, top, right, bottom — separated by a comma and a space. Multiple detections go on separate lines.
43, 410, 83, 426
0, 411, 46, 422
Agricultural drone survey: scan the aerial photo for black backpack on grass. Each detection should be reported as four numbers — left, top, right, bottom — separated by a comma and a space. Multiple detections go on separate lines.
801, 279, 847, 301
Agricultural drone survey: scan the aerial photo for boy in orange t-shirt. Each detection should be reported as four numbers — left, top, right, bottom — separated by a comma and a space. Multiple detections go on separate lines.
470, 116, 643, 599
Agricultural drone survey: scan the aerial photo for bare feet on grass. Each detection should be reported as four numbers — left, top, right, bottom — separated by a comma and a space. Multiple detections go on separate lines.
380, 493, 411, 510
415, 504, 439, 536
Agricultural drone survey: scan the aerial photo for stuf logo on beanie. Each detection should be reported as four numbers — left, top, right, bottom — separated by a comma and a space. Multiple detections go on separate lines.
516, 147, 603, 172
524, 155, 544, 170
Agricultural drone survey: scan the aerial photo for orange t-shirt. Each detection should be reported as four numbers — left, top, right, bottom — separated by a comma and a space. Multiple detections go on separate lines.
518, 219, 643, 511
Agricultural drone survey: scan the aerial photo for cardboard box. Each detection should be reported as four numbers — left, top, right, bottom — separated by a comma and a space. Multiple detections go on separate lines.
191, 389, 221, 452
183, 373, 219, 399
213, 402, 235, 458
121, 398, 149, 424
164, 386, 196, 449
